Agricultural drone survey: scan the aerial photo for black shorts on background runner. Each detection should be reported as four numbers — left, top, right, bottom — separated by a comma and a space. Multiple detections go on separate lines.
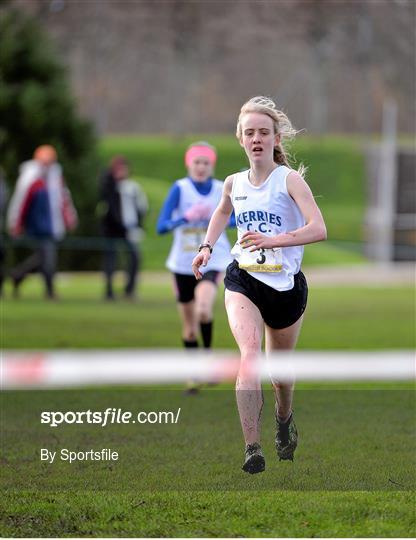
224, 260, 308, 329
174, 271, 220, 303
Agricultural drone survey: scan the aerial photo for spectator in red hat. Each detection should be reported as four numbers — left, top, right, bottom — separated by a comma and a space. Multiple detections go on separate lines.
7, 145, 77, 299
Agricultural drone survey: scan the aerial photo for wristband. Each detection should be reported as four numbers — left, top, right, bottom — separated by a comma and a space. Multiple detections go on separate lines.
198, 243, 213, 254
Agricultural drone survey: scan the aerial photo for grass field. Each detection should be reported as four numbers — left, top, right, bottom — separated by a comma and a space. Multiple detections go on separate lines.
99, 135, 366, 221
119, 176, 366, 271
1, 272, 415, 350
3, 489, 414, 537
2, 385, 415, 537
7, 135, 367, 271
97, 135, 367, 270
1, 127, 412, 536
2, 273, 415, 537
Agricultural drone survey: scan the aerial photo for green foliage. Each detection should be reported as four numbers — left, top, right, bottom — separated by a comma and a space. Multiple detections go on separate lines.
0, 0, 367, 273
0, 7, 99, 263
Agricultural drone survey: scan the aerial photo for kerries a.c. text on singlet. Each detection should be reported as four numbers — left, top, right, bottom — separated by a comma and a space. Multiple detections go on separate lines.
230, 166, 305, 291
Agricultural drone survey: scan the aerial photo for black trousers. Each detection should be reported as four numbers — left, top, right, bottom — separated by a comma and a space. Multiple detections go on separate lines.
103, 238, 141, 297
0, 240, 6, 295
10, 238, 57, 298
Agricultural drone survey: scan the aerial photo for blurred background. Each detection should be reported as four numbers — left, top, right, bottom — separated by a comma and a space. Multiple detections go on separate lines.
8, 0, 416, 134
2, 4, 415, 536
0, 0, 414, 349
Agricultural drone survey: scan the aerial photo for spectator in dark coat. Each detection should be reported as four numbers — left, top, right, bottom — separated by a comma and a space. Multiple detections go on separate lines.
99, 156, 148, 300
0, 169, 8, 296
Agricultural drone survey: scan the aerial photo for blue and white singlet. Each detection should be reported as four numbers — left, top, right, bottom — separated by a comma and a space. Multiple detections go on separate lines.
166, 177, 232, 275
230, 165, 305, 291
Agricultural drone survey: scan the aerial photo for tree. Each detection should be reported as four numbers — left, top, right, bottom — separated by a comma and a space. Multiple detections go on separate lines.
0, 6, 99, 267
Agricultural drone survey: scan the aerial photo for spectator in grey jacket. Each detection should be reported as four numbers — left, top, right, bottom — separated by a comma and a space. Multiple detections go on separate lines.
7, 145, 77, 299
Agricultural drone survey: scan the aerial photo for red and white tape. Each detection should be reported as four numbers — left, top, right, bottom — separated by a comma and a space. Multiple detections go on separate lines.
1, 350, 414, 389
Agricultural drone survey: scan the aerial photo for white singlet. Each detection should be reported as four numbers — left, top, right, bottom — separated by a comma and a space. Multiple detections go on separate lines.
230, 166, 305, 291
166, 178, 232, 275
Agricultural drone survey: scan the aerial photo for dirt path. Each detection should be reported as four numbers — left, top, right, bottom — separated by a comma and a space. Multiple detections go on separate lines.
141, 262, 415, 287
304, 262, 415, 286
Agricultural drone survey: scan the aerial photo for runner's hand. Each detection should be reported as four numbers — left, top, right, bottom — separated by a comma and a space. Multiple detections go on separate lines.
241, 231, 277, 252
185, 203, 211, 222
192, 249, 211, 280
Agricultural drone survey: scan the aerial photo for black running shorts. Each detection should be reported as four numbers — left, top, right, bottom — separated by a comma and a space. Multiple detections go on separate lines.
224, 260, 308, 329
173, 271, 220, 303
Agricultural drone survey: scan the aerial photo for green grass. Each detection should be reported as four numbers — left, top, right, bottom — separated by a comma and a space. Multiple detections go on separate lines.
2, 273, 415, 537
8, 136, 367, 272
97, 135, 367, 270
2, 386, 415, 536
3, 387, 415, 491
2, 273, 415, 350
127, 175, 366, 270
3, 491, 414, 537
99, 135, 366, 214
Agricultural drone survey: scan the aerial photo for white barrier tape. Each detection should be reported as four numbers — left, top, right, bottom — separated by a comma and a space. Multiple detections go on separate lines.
1, 350, 415, 389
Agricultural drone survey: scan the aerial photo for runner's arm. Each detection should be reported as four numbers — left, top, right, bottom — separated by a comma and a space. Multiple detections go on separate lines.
192, 175, 234, 278
242, 171, 327, 250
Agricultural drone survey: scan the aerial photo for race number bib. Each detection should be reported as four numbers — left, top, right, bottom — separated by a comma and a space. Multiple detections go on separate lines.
181, 227, 206, 252
231, 241, 283, 272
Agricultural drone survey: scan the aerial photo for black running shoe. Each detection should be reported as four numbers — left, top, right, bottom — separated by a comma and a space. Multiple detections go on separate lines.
184, 381, 201, 395
275, 412, 298, 461
242, 442, 265, 474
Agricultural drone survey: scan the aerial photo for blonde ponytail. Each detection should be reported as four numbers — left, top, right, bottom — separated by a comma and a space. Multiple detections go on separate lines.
236, 96, 307, 177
